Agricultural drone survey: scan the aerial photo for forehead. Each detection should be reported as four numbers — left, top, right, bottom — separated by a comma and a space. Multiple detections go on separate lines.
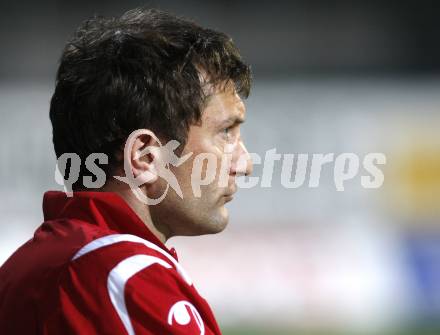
201, 86, 246, 125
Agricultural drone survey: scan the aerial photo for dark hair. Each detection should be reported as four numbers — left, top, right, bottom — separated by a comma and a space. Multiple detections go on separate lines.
49, 7, 251, 188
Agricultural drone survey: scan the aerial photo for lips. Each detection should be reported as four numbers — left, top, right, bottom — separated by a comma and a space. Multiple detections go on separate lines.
222, 183, 237, 203
223, 188, 236, 203
223, 185, 237, 197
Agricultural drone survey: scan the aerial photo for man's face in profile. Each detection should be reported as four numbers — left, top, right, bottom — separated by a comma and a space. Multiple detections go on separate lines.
150, 84, 253, 237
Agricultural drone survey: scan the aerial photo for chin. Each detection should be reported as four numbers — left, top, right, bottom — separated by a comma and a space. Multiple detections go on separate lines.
207, 207, 230, 234
193, 206, 229, 236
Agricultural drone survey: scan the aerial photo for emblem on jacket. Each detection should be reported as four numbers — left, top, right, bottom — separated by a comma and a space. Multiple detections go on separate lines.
168, 300, 205, 335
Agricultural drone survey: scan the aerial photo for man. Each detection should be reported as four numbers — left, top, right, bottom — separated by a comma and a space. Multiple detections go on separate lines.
0, 7, 252, 334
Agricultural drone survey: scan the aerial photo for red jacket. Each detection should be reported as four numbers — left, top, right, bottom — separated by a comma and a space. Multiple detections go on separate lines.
0, 191, 222, 334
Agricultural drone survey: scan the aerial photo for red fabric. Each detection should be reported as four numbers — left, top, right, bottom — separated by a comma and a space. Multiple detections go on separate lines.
0, 191, 221, 334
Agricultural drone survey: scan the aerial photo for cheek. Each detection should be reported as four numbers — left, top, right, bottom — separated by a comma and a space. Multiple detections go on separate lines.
177, 132, 230, 188
224, 140, 239, 154
192, 136, 220, 155
185, 127, 225, 155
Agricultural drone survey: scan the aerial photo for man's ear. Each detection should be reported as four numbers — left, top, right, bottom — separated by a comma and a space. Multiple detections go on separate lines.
124, 129, 163, 185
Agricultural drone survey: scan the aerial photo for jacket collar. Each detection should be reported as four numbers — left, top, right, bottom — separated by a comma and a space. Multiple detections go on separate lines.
42, 191, 177, 259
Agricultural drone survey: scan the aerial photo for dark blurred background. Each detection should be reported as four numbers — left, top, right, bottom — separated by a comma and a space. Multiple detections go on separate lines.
1, 1, 440, 334
1, 0, 440, 79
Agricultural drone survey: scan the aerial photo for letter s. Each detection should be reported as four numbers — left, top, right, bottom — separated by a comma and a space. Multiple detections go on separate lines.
361, 153, 386, 188
83, 153, 108, 188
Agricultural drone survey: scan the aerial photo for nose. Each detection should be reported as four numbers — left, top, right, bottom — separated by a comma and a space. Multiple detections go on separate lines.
230, 140, 253, 177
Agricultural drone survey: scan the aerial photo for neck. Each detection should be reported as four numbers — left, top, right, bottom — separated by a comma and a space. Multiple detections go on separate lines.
102, 182, 169, 244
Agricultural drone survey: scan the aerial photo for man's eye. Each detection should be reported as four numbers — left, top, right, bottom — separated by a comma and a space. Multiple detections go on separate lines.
222, 127, 231, 139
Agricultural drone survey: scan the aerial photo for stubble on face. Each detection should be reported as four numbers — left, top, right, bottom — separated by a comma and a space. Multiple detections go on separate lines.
151, 84, 248, 238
